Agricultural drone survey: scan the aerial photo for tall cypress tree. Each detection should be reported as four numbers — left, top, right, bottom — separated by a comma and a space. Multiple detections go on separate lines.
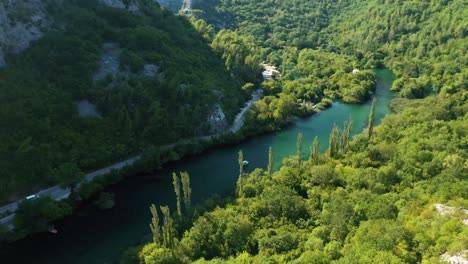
268, 146, 273, 176
311, 136, 320, 165
368, 97, 377, 140
238, 150, 244, 177
340, 116, 353, 152
160, 205, 175, 249
297, 132, 303, 167
181, 172, 192, 213
149, 204, 160, 244
237, 150, 244, 196
172, 172, 182, 217
329, 124, 340, 158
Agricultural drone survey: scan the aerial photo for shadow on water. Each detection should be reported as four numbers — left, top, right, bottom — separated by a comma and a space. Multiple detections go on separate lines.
0, 70, 395, 263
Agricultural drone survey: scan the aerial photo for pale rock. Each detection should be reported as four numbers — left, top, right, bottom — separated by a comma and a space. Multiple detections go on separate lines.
0, 0, 52, 67
208, 103, 228, 133
77, 100, 102, 118
142, 64, 159, 78
93, 43, 122, 81
440, 250, 468, 264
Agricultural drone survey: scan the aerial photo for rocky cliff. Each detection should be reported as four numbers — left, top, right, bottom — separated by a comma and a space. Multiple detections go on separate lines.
0, 0, 177, 67
0, 0, 55, 67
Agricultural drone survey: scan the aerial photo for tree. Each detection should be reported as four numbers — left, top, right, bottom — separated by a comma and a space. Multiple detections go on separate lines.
181, 172, 192, 213
311, 136, 320, 165
160, 205, 175, 249
340, 116, 353, 152
172, 173, 182, 217
268, 146, 273, 176
329, 124, 340, 158
368, 97, 377, 140
237, 150, 245, 196
51, 162, 85, 192
149, 204, 160, 244
14, 197, 71, 236
242, 82, 255, 96
297, 132, 303, 167
190, 17, 215, 41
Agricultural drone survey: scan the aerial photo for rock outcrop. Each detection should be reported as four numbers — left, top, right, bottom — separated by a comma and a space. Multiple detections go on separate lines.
0, 0, 149, 67
93, 43, 122, 81
208, 103, 228, 133
0, 0, 54, 67
440, 250, 468, 264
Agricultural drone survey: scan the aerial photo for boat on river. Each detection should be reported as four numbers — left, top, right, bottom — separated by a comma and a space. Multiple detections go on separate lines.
242, 160, 249, 166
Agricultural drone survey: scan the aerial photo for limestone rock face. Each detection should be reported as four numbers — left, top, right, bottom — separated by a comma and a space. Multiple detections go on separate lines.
0, 0, 53, 67
93, 43, 122, 81
0, 0, 148, 67
208, 103, 228, 133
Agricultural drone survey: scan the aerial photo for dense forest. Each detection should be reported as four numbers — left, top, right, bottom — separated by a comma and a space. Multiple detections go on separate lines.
133, 0, 468, 263
136, 92, 467, 264
0, 0, 248, 201
194, 0, 466, 131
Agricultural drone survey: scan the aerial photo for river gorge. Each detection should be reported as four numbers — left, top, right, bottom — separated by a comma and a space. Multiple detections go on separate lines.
0, 69, 395, 263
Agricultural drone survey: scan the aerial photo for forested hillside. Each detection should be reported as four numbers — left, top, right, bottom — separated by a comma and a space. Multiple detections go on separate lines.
0, 0, 245, 201
193, 0, 466, 130
135, 0, 467, 263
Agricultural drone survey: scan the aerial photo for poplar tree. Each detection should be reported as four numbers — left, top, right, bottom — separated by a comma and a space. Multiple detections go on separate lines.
181, 172, 192, 213
172, 172, 182, 217
238, 150, 244, 177
268, 146, 273, 176
340, 116, 353, 152
149, 204, 160, 244
297, 132, 303, 167
368, 97, 377, 140
311, 136, 320, 165
237, 150, 244, 195
160, 205, 175, 249
329, 124, 340, 158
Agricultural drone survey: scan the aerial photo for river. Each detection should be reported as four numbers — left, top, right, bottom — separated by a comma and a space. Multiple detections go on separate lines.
0, 69, 395, 263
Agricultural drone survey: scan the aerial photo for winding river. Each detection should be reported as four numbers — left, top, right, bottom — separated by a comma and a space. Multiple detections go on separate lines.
0, 69, 395, 263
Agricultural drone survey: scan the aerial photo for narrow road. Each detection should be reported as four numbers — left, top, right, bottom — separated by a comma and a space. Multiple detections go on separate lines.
0, 90, 262, 227
230, 89, 262, 133
0, 156, 142, 228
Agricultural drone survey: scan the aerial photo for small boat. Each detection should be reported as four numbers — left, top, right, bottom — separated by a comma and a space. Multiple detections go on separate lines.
242, 160, 249, 166
48, 227, 58, 234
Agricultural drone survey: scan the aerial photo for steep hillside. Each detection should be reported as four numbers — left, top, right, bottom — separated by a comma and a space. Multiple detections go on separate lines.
0, 0, 56, 67
0, 0, 244, 201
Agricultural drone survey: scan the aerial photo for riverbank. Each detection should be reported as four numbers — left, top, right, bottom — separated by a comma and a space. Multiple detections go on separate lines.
0, 94, 316, 240
0, 87, 264, 240
0, 70, 396, 262
0, 70, 394, 243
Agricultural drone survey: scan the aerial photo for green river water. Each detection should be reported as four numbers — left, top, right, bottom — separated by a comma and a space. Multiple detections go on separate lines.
0, 69, 395, 263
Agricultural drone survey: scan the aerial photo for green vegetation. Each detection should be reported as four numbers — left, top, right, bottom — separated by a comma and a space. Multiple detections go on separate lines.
93, 192, 115, 210
133, 0, 467, 263
192, 0, 466, 133
0, 0, 245, 201
1, 1, 466, 260
136, 91, 467, 263
13, 197, 71, 238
